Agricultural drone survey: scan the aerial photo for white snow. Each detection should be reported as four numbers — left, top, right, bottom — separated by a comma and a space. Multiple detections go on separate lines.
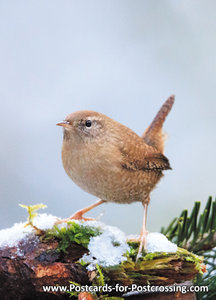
33, 213, 58, 230
0, 222, 32, 248
79, 223, 129, 270
127, 232, 177, 254
0, 213, 57, 248
79, 225, 177, 270
0, 214, 177, 269
146, 232, 178, 253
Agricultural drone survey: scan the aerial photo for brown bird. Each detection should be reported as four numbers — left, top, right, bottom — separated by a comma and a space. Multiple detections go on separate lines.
57, 95, 174, 259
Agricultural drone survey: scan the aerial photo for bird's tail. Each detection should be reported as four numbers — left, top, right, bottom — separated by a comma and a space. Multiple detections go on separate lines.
142, 95, 175, 153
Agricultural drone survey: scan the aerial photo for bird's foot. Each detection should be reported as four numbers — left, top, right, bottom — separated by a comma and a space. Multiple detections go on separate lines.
55, 211, 95, 224
136, 230, 148, 262
127, 231, 149, 261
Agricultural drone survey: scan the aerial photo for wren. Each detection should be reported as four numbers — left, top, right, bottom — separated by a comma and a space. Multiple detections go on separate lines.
57, 95, 174, 259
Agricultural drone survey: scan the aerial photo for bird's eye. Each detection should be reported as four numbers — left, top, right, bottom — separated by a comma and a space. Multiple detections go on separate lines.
85, 120, 92, 127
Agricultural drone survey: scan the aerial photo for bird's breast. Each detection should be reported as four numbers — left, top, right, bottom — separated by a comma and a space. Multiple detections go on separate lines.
61, 142, 162, 204
62, 143, 118, 195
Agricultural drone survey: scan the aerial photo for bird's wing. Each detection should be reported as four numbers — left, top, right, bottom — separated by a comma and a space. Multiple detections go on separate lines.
142, 95, 175, 153
118, 131, 171, 172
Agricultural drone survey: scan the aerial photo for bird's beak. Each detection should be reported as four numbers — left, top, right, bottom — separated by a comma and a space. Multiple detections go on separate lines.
56, 120, 71, 128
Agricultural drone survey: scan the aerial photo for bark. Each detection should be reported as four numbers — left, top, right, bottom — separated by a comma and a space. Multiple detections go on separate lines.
0, 235, 199, 300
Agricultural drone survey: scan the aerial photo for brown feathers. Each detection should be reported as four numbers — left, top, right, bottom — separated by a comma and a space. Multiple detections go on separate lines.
142, 95, 175, 153
58, 95, 174, 204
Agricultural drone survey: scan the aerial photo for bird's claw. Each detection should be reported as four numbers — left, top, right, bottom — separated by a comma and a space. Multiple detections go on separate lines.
69, 211, 96, 221
135, 230, 149, 262
54, 212, 95, 225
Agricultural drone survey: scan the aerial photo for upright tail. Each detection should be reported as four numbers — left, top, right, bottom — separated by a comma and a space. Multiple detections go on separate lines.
142, 95, 175, 153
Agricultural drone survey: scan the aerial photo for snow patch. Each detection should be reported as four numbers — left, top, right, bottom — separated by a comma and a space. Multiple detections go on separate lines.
79, 225, 177, 270
33, 213, 57, 230
128, 232, 177, 253
79, 223, 129, 270
147, 232, 178, 253
0, 213, 57, 248
0, 215, 177, 270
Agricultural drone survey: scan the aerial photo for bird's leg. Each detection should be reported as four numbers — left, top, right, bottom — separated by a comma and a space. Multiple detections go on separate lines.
70, 199, 105, 220
55, 199, 105, 224
136, 199, 149, 261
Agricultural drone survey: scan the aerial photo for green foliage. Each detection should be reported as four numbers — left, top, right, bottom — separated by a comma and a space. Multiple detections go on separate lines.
126, 241, 168, 262
103, 297, 124, 300
195, 272, 216, 300
45, 221, 101, 253
126, 241, 139, 260
67, 281, 81, 298
126, 242, 203, 274
161, 196, 216, 254
19, 203, 47, 229
68, 267, 124, 299
79, 259, 89, 267
20, 198, 215, 299
176, 248, 204, 274
95, 264, 105, 287
125, 247, 203, 272
161, 196, 216, 300
194, 248, 216, 300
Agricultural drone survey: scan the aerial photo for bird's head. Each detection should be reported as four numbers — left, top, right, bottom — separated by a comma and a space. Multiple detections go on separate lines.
57, 110, 110, 143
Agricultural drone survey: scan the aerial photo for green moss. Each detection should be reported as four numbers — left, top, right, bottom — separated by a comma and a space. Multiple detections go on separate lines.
126, 241, 203, 271
79, 258, 89, 267
104, 296, 124, 300
44, 221, 204, 297
43, 220, 204, 284
95, 264, 105, 287
176, 247, 204, 274
68, 266, 124, 299
126, 241, 139, 260
98, 245, 204, 287
67, 281, 81, 297
45, 221, 101, 253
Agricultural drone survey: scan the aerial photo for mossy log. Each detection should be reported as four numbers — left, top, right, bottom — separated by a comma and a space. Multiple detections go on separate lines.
0, 229, 204, 300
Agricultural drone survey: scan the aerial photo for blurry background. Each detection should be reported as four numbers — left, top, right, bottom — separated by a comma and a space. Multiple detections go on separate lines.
0, 0, 215, 234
